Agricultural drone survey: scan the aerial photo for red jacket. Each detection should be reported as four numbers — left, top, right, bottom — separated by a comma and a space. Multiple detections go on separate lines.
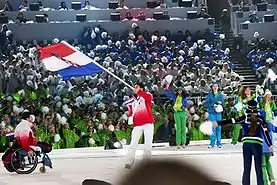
14, 120, 37, 152
128, 90, 154, 127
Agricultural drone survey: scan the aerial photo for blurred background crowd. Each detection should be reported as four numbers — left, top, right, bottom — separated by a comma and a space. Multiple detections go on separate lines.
0, 0, 277, 152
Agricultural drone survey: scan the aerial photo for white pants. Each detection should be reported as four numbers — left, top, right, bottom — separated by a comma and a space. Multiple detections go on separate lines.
126, 123, 154, 165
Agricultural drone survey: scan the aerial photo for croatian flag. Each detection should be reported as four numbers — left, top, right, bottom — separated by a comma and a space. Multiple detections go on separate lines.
5, 132, 14, 139
38, 41, 104, 80
122, 96, 135, 107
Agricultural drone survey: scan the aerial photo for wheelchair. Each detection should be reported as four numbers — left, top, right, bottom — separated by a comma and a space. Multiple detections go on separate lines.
2, 134, 53, 174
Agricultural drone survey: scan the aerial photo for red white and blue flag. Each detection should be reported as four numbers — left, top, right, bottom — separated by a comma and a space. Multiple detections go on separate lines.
122, 97, 135, 107
5, 132, 14, 138
37, 41, 103, 79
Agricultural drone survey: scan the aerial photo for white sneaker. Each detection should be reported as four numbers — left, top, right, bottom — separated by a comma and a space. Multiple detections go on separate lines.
177, 146, 181, 149
208, 145, 213, 149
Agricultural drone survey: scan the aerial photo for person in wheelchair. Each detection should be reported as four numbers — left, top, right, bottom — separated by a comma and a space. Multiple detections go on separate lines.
14, 112, 52, 171
2, 112, 53, 174
14, 112, 38, 156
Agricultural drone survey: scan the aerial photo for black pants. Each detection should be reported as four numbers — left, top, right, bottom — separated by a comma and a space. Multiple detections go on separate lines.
242, 143, 263, 185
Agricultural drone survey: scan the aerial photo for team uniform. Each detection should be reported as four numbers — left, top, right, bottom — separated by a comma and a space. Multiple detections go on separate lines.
124, 89, 154, 168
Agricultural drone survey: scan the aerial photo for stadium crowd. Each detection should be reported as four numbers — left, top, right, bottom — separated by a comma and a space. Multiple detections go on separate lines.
247, 33, 277, 86
1, 1, 277, 185
0, 16, 257, 152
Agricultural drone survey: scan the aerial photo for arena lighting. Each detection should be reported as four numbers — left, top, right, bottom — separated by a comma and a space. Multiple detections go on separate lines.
104, 138, 123, 150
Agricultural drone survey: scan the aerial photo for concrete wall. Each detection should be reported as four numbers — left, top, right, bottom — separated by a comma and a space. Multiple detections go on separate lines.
233, 9, 277, 35
2, 18, 215, 41
5, 7, 199, 21
230, 4, 277, 36
6, 0, 165, 10
240, 21, 277, 40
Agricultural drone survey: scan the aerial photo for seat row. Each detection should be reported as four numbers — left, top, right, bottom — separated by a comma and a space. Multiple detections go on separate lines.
2, 18, 215, 41
230, 3, 277, 39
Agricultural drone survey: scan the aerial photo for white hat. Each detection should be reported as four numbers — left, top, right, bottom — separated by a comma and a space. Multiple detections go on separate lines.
94, 27, 100, 33
107, 40, 113, 46
193, 114, 200, 121
95, 45, 102, 50
254, 32, 259, 38
129, 33, 135, 40
53, 38, 59, 44
26, 80, 33, 87
264, 89, 272, 97
91, 31, 96, 39
266, 58, 274, 64
160, 36, 167, 42
101, 32, 108, 39
131, 23, 138, 28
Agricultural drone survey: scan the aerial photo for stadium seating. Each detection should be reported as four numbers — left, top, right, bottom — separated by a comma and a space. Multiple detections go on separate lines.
5, 7, 198, 21
5, 18, 215, 41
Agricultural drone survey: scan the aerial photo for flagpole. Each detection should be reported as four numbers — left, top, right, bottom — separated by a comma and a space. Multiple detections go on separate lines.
92, 60, 135, 90
61, 41, 134, 91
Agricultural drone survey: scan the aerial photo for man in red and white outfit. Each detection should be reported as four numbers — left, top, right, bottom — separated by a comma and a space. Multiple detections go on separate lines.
124, 82, 154, 169
14, 112, 37, 156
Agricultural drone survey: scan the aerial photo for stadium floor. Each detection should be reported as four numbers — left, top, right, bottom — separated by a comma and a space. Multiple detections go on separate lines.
0, 141, 276, 185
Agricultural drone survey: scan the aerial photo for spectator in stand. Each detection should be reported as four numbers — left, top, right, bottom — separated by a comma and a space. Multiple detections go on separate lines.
83, 1, 91, 10
16, 12, 28, 23
163, 11, 170, 20
1, 1, 13, 12
43, 14, 49, 23
233, 33, 244, 53
137, 11, 146, 21
199, 79, 210, 96
197, 9, 210, 19
220, 9, 230, 35
125, 11, 133, 20
37, 1, 43, 9
0, 24, 9, 54
247, 33, 277, 87
18, 0, 29, 11
59, 1, 68, 10
249, 12, 259, 23
119, 0, 124, 7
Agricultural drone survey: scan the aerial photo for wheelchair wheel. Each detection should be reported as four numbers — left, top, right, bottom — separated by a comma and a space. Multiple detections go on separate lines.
4, 164, 15, 173
10, 148, 38, 174
39, 166, 46, 173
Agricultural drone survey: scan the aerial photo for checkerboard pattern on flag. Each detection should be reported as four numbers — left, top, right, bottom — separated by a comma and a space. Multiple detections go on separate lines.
37, 41, 104, 79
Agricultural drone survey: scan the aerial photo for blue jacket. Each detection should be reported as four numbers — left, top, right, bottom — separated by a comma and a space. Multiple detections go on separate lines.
205, 92, 224, 114
235, 114, 273, 148
164, 90, 187, 111
262, 121, 277, 154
